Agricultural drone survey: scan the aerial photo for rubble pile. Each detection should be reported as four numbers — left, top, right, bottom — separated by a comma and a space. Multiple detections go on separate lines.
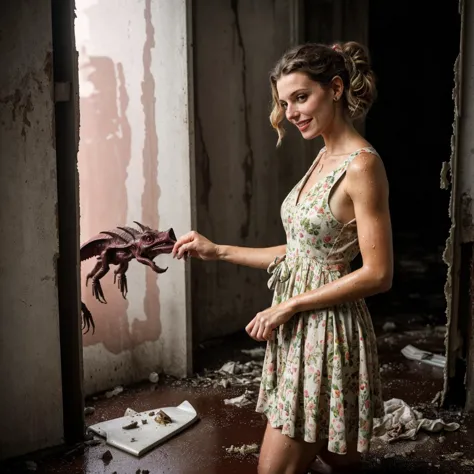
170, 347, 266, 391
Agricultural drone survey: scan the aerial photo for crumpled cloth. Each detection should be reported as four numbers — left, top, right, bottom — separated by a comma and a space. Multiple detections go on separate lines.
372, 398, 460, 442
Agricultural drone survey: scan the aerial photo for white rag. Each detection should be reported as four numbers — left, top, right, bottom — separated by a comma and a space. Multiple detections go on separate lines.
372, 398, 460, 442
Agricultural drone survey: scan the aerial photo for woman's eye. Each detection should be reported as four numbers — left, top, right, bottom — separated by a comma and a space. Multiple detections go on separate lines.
280, 102, 288, 110
296, 94, 307, 102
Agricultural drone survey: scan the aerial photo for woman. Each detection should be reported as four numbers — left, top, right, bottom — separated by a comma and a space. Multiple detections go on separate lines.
172, 41, 392, 474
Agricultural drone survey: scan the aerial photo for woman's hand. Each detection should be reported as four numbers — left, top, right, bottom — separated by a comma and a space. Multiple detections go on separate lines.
172, 230, 219, 261
245, 300, 296, 341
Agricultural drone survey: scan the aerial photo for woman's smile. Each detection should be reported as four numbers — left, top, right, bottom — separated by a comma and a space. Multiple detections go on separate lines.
296, 118, 313, 132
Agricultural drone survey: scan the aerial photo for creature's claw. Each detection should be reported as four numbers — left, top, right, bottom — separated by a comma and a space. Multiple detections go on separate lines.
113, 270, 128, 299
81, 302, 95, 335
91, 279, 107, 304
155, 265, 168, 274
118, 274, 128, 299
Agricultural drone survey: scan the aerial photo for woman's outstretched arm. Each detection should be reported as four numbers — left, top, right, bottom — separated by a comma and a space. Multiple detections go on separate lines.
172, 230, 286, 270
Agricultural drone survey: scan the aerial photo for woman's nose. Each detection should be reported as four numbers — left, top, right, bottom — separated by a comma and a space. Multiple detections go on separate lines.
286, 104, 299, 121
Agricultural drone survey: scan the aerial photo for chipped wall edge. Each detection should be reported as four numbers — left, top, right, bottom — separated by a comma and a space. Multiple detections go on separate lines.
442, 0, 465, 408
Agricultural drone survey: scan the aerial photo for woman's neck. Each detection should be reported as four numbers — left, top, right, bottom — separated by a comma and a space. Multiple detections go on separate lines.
321, 115, 366, 155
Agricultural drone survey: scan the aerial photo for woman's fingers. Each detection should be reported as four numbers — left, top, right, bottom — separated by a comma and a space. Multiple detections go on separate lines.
172, 231, 198, 258
245, 318, 255, 334
256, 319, 266, 341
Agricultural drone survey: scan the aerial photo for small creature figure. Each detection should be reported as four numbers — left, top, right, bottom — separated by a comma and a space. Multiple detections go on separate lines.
80, 221, 176, 334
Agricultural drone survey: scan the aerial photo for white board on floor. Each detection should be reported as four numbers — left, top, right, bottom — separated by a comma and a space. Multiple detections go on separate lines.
87, 400, 198, 457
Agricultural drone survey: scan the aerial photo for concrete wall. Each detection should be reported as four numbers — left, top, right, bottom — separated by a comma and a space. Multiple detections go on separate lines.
192, 0, 369, 343
192, 0, 310, 342
0, 1, 64, 459
75, 0, 193, 395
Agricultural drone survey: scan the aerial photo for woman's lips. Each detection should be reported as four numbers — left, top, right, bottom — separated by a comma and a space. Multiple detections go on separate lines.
296, 119, 312, 131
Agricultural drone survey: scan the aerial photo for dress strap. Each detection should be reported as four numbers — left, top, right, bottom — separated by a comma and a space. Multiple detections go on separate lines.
326, 147, 379, 194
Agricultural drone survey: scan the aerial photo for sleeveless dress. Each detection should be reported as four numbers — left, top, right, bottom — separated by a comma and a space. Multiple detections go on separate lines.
255, 146, 384, 455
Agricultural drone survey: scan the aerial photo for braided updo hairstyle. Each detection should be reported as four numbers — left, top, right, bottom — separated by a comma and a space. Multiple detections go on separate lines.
269, 41, 377, 145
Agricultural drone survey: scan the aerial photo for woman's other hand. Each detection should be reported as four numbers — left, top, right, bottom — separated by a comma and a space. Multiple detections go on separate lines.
245, 300, 296, 341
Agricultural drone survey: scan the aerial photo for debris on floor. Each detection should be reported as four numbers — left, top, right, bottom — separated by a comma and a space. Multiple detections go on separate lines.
225, 443, 260, 455
224, 390, 255, 407
154, 409, 172, 425
382, 321, 397, 332
100, 449, 113, 465
401, 344, 446, 368
148, 372, 159, 383
170, 359, 263, 390
105, 386, 124, 398
25, 460, 37, 471
87, 400, 198, 456
373, 398, 460, 443
241, 347, 266, 357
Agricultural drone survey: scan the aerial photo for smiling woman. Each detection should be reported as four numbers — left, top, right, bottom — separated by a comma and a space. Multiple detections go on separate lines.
270, 42, 376, 146
172, 40, 392, 474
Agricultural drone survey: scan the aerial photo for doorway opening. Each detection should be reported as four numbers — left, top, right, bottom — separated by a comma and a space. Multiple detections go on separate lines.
365, 0, 461, 401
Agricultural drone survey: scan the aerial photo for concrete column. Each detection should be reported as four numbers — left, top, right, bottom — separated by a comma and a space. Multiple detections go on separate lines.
0, 1, 64, 459
75, 0, 194, 394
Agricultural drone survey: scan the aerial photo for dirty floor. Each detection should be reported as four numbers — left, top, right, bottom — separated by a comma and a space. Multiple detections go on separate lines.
2, 241, 474, 474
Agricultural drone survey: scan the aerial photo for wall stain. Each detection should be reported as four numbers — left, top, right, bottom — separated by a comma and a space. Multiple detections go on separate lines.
0, 87, 33, 141
20, 93, 33, 140
43, 51, 53, 85
461, 191, 474, 238
230, 0, 254, 240
197, 115, 212, 209
139, 0, 162, 342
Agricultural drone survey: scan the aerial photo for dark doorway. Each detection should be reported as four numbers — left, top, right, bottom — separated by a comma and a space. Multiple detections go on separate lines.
365, 0, 461, 329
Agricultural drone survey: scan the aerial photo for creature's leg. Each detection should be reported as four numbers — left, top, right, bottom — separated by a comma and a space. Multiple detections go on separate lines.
86, 258, 102, 287
81, 301, 95, 335
90, 251, 111, 303
113, 261, 129, 299
136, 256, 168, 274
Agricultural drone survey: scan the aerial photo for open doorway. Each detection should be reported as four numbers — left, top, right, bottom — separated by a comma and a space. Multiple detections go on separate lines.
365, 0, 461, 401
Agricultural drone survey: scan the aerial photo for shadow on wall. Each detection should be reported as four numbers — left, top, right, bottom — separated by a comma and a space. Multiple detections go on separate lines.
78, 52, 162, 353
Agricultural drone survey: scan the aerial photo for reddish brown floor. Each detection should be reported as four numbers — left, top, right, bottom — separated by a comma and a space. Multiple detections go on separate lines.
2, 244, 474, 473
2, 323, 473, 474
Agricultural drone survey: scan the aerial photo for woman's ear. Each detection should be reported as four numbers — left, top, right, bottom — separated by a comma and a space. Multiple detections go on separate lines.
331, 76, 344, 101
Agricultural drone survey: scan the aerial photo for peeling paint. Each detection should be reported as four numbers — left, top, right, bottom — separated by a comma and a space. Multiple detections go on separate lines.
140, 0, 162, 341
440, 161, 451, 189
230, 0, 254, 240
442, 9, 463, 404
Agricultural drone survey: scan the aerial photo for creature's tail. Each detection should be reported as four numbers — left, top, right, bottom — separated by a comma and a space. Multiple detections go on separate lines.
81, 301, 95, 335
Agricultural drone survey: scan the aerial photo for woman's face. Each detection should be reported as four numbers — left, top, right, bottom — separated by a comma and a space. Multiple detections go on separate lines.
276, 71, 339, 140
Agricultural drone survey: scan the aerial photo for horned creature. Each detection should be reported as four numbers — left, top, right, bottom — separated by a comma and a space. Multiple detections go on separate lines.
80, 221, 176, 334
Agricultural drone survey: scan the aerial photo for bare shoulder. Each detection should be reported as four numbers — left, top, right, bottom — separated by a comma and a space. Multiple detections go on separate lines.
346, 150, 388, 190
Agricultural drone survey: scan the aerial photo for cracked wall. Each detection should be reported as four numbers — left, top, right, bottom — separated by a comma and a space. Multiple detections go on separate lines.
0, 1, 64, 460
75, 0, 193, 395
192, 0, 311, 342
192, 0, 368, 343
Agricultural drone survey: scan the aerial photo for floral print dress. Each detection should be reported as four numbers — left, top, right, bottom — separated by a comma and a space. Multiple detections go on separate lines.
255, 147, 384, 455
